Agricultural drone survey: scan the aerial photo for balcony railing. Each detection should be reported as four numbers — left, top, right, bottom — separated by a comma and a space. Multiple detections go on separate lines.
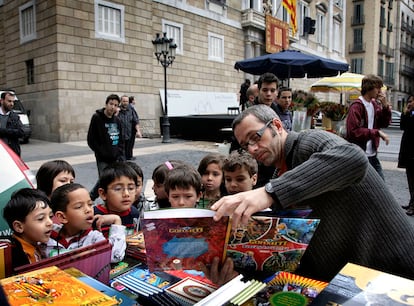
400, 42, 414, 56
400, 64, 414, 76
349, 42, 366, 53
351, 15, 365, 25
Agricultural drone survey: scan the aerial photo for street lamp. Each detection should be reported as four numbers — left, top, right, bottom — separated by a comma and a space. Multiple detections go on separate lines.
152, 32, 177, 143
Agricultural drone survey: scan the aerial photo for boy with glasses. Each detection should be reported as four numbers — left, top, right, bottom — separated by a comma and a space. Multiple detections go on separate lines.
94, 162, 140, 235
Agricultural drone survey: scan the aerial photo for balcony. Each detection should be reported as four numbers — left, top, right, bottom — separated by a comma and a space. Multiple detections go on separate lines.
351, 15, 365, 25
400, 64, 414, 76
378, 43, 387, 54
386, 47, 394, 58
400, 42, 414, 56
380, 17, 386, 28
349, 42, 366, 53
241, 9, 265, 30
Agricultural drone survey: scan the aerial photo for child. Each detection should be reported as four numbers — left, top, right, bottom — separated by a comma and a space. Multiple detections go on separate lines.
164, 164, 202, 208
94, 162, 140, 235
151, 160, 183, 209
197, 153, 226, 208
223, 150, 258, 194
126, 161, 147, 214
36, 160, 75, 198
3, 188, 54, 270
45, 183, 126, 263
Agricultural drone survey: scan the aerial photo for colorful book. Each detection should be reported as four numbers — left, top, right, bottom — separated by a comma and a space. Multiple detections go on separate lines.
226, 216, 320, 273
141, 208, 231, 272
165, 277, 217, 306
15, 239, 112, 284
64, 267, 139, 306
0, 241, 12, 278
0, 266, 118, 306
311, 263, 414, 305
248, 271, 328, 306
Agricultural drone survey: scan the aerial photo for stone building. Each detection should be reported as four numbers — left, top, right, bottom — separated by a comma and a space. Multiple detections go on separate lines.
0, 0, 350, 142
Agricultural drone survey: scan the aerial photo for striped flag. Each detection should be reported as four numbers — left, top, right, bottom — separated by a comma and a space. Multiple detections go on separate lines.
282, 0, 297, 35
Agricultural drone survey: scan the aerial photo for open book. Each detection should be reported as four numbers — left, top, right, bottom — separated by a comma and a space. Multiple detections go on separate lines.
141, 208, 231, 272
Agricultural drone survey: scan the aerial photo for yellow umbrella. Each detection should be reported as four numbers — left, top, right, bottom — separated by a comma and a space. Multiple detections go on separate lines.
310, 72, 386, 93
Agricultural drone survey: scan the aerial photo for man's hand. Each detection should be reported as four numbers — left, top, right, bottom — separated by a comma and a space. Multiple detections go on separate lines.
198, 257, 239, 287
378, 130, 390, 145
211, 187, 273, 229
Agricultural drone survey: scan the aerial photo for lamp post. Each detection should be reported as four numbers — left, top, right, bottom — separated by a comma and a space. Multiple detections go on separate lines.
152, 32, 177, 143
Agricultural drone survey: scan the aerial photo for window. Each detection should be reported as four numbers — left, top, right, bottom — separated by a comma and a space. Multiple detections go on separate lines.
162, 20, 183, 55
378, 59, 384, 76
208, 32, 224, 63
351, 58, 363, 74
333, 21, 341, 52
299, 1, 310, 36
353, 28, 363, 51
316, 13, 326, 46
19, 1, 36, 44
95, 0, 125, 43
26, 59, 34, 85
353, 3, 364, 24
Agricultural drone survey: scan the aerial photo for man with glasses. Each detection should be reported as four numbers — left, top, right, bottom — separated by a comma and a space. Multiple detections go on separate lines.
212, 104, 414, 282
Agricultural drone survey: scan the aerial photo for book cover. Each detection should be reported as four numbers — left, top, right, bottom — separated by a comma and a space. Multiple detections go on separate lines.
226, 216, 320, 273
0, 266, 118, 306
0, 241, 12, 278
64, 267, 139, 306
141, 208, 231, 272
311, 263, 414, 305
166, 277, 217, 306
247, 271, 328, 306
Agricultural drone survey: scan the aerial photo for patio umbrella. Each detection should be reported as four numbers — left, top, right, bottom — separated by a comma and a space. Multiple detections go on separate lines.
234, 49, 349, 80
310, 72, 387, 103
310, 72, 367, 93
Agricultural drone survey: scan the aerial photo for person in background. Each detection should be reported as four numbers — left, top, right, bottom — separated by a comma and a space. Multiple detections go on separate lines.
398, 95, 414, 216
46, 183, 126, 263
254, 73, 279, 111
245, 84, 258, 109
346, 75, 391, 180
3, 188, 53, 270
94, 162, 140, 235
36, 160, 75, 199
87, 94, 125, 201
239, 79, 251, 111
223, 150, 258, 194
118, 95, 141, 161
197, 153, 226, 208
164, 164, 202, 208
275, 87, 293, 131
0, 91, 24, 156
212, 105, 414, 282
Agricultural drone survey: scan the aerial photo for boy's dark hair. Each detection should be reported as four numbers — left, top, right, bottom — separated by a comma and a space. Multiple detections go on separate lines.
197, 153, 225, 176
164, 164, 202, 195
50, 183, 85, 213
3, 188, 50, 228
99, 162, 138, 191
277, 87, 292, 98
257, 72, 279, 90
36, 160, 75, 196
223, 150, 258, 177
152, 160, 184, 184
126, 161, 143, 181
105, 94, 120, 104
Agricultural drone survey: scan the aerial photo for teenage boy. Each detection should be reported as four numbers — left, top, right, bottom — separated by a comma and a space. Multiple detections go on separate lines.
87, 94, 125, 200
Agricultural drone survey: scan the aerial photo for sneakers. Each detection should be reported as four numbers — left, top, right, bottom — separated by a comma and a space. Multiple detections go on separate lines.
405, 201, 414, 216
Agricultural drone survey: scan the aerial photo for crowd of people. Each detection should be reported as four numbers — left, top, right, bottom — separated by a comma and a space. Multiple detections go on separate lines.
2, 74, 414, 293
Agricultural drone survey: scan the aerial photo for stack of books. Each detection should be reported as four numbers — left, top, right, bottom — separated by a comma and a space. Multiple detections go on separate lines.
125, 231, 147, 262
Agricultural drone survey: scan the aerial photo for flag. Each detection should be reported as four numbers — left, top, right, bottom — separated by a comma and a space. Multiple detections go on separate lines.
282, 0, 297, 35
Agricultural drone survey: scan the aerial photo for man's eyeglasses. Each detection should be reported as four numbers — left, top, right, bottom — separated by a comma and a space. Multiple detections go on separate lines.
240, 120, 273, 151
109, 185, 137, 193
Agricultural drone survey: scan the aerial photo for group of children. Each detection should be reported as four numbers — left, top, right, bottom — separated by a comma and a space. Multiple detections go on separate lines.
2, 149, 259, 278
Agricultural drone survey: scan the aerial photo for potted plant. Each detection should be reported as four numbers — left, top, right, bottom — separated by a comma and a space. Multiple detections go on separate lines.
290, 90, 320, 131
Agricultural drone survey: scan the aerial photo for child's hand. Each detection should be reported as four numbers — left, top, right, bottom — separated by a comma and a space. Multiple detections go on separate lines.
93, 215, 122, 230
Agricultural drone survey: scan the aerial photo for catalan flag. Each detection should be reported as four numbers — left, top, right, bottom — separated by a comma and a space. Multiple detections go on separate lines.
282, 0, 297, 35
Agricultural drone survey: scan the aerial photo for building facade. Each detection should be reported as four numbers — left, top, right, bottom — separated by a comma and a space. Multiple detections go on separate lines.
1, 0, 349, 142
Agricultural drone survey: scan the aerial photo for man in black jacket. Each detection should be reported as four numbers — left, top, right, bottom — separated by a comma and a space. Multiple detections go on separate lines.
0, 91, 24, 156
87, 94, 125, 200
